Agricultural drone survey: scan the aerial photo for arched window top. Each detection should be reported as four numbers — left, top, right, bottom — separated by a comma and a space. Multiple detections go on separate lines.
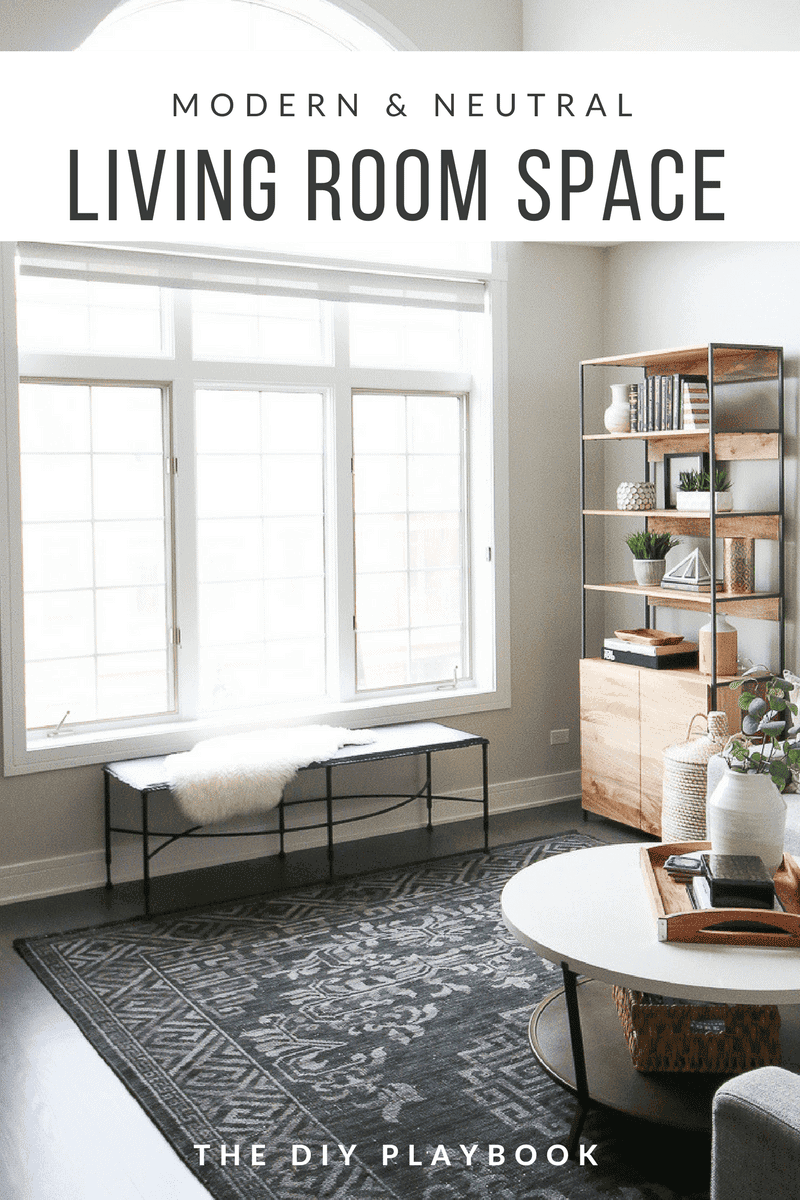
81, 0, 407, 51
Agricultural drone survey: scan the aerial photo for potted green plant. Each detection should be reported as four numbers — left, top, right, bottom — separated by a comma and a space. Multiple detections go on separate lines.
706, 676, 800, 874
676, 466, 733, 512
624, 529, 680, 587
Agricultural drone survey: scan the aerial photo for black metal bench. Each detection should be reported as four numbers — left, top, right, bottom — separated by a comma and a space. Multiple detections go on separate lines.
104, 720, 489, 915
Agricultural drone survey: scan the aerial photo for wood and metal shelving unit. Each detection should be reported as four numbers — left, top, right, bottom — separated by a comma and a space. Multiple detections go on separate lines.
578, 343, 785, 834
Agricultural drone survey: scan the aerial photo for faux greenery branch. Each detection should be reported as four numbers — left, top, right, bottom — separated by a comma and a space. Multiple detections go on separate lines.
624, 530, 680, 560
725, 676, 800, 791
678, 467, 731, 493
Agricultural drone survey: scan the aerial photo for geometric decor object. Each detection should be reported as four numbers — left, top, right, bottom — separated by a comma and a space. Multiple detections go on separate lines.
661, 547, 714, 591
723, 537, 755, 594
14, 833, 708, 1200
617, 480, 657, 511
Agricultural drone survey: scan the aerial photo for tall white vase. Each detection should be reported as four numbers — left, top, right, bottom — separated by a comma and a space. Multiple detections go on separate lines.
706, 768, 787, 876
604, 384, 631, 433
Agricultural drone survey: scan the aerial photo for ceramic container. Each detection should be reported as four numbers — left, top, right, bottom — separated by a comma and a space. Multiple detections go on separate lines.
617, 481, 656, 511
632, 558, 666, 587
698, 614, 738, 676
707, 767, 787, 876
724, 537, 755, 594
604, 383, 631, 433
676, 489, 734, 512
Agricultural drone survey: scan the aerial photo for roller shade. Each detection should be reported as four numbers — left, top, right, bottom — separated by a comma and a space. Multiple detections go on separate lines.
17, 243, 487, 313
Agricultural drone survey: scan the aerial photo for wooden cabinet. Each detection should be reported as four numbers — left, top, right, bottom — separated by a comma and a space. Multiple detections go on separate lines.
579, 343, 785, 834
580, 658, 743, 836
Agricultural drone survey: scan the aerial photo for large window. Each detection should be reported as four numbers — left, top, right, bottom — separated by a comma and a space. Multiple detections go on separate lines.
0, 242, 507, 772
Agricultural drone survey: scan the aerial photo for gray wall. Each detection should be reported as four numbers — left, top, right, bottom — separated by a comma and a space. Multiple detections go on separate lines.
600, 243, 798, 673
524, 0, 800, 50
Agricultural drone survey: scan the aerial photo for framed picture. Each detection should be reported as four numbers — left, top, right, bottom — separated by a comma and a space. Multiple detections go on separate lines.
662, 451, 710, 509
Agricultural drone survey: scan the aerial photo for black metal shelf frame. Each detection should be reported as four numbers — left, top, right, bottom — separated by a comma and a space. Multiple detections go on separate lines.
579, 343, 786, 704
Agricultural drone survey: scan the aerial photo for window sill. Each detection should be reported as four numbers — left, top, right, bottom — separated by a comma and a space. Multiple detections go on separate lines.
12, 683, 510, 775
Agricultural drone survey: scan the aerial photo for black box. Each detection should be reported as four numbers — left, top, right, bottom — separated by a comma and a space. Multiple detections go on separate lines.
701, 854, 776, 909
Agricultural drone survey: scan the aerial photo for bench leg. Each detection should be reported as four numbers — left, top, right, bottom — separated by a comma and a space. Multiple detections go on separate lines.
104, 771, 113, 890
326, 765, 334, 880
482, 742, 490, 852
426, 752, 433, 831
142, 791, 151, 918
278, 795, 286, 859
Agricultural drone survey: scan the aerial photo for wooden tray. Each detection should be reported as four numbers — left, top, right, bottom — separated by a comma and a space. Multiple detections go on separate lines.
641, 842, 800, 947
614, 628, 684, 645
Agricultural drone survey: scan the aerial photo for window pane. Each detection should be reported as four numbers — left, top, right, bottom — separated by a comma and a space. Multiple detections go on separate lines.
95, 586, 168, 654
91, 387, 163, 453
198, 518, 264, 583
22, 523, 93, 591
19, 382, 173, 729
20, 454, 92, 522
17, 276, 167, 357
192, 292, 331, 364
349, 305, 464, 370
353, 392, 468, 691
195, 389, 326, 712
97, 651, 171, 719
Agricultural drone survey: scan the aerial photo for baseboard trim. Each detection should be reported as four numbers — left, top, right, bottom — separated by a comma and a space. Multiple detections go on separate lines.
0, 769, 581, 905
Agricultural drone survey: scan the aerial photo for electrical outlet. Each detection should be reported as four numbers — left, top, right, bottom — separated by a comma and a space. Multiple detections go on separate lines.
550, 728, 569, 745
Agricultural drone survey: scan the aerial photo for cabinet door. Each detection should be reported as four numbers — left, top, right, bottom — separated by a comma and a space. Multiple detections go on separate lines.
580, 659, 641, 827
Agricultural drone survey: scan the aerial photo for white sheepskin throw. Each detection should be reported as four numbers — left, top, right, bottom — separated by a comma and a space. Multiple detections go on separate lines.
165, 726, 375, 824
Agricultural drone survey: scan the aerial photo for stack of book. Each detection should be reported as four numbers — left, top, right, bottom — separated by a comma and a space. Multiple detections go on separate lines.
683, 380, 710, 429
628, 374, 708, 432
602, 638, 698, 669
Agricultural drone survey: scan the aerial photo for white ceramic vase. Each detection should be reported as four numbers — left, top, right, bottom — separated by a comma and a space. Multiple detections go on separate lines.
706, 767, 787, 876
632, 558, 666, 587
604, 384, 631, 433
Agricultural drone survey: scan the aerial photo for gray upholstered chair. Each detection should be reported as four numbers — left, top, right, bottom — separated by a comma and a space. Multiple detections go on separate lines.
711, 1066, 800, 1199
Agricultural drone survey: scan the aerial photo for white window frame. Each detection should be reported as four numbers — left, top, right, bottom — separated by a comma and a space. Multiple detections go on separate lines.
0, 242, 510, 774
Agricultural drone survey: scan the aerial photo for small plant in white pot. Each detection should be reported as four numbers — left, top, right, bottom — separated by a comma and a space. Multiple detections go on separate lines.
707, 677, 800, 875
624, 530, 680, 587
676, 466, 733, 512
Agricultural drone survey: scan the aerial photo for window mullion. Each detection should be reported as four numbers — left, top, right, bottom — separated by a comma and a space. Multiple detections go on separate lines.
170, 290, 200, 720
329, 303, 356, 702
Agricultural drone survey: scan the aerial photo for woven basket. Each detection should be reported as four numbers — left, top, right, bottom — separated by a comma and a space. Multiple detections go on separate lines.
661, 711, 728, 841
612, 985, 781, 1073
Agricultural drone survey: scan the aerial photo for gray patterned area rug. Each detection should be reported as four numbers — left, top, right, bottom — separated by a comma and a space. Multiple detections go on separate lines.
16, 833, 710, 1200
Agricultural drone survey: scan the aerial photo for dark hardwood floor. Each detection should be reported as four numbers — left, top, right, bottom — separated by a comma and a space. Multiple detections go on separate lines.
0, 801, 641, 1200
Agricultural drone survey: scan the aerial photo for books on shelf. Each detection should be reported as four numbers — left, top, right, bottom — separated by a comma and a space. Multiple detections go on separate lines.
629, 373, 708, 432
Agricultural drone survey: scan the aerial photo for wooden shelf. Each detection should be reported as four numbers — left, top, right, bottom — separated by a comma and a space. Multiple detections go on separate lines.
583, 510, 781, 540
584, 580, 781, 620
580, 343, 780, 382
584, 429, 709, 442
583, 430, 779, 463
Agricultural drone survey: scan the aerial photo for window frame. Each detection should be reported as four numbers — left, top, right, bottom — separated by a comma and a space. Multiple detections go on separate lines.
0, 241, 510, 775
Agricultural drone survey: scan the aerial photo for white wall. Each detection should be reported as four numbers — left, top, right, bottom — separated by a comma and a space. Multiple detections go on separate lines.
524, 0, 800, 50
0, 0, 523, 50
600, 241, 798, 674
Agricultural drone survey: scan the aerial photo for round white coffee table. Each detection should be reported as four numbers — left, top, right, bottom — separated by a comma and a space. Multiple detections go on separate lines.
501, 842, 800, 1151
